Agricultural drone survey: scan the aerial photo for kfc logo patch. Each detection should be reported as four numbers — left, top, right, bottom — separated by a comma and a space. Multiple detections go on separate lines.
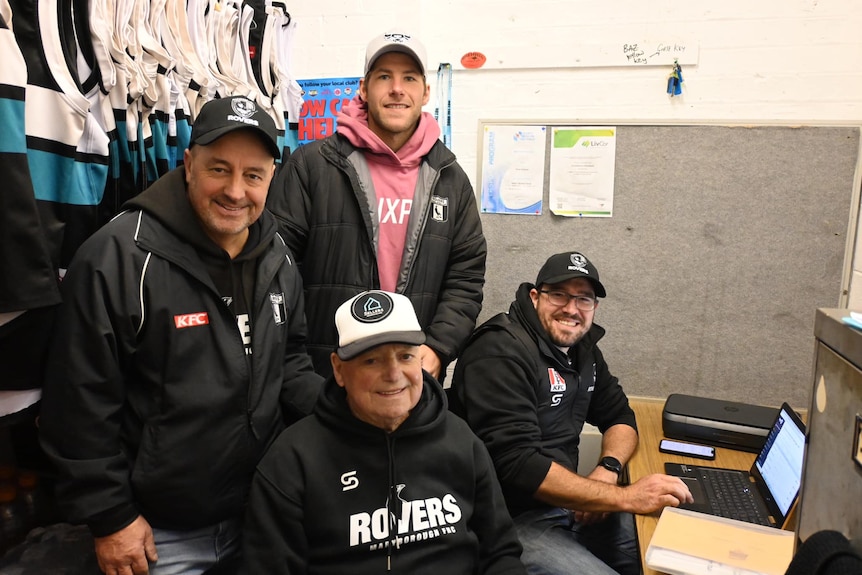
548, 368, 566, 392
174, 312, 209, 329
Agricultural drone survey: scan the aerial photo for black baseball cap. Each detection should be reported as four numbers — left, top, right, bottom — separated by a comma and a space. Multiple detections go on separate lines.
535, 252, 607, 298
190, 96, 280, 159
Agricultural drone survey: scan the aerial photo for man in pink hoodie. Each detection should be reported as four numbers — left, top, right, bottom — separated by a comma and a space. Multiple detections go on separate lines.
267, 30, 487, 380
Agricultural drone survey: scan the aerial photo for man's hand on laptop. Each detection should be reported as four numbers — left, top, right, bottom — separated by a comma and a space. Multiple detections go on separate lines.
622, 474, 694, 514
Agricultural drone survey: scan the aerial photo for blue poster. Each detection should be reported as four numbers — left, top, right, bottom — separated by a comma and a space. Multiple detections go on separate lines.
296, 77, 361, 146
480, 125, 547, 215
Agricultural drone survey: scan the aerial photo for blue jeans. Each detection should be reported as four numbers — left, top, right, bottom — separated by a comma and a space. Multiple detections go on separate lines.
148, 518, 241, 575
513, 507, 640, 575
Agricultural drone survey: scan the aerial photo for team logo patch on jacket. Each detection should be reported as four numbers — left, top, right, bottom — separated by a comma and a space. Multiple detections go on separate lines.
430, 195, 448, 222
548, 368, 566, 392
270, 292, 286, 325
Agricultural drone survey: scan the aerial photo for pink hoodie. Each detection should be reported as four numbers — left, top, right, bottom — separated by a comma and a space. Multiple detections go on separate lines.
336, 96, 441, 292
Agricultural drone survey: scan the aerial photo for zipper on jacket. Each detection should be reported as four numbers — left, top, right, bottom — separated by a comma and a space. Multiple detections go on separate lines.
327, 147, 383, 287
401, 158, 454, 289
386, 434, 399, 571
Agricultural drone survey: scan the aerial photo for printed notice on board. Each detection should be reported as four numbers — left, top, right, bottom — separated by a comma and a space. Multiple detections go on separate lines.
549, 127, 616, 217
296, 77, 361, 145
481, 125, 546, 215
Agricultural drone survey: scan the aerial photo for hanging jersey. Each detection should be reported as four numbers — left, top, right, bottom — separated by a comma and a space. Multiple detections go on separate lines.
9, 0, 109, 272
101, 65, 138, 222
207, 1, 243, 97
158, 0, 201, 159
270, 3, 303, 157
187, 0, 223, 99
134, 0, 174, 180
162, 0, 212, 121
0, 0, 59, 312
237, 0, 285, 156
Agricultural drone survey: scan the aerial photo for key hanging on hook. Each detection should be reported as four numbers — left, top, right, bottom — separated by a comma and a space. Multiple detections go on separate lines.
666, 59, 683, 97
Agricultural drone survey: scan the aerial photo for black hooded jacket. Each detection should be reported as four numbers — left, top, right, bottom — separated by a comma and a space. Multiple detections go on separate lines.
240, 373, 526, 575
450, 283, 636, 518
39, 167, 322, 536
266, 133, 486, 377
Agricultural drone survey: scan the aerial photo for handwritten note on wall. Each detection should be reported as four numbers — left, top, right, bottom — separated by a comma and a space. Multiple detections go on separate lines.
623, 42, 690, 65
447, 41, 698, 70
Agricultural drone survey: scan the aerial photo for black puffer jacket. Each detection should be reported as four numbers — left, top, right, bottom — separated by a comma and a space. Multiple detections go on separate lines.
267, 134, 486, 376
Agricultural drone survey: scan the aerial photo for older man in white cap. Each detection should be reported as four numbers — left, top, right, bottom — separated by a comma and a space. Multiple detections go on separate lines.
266, 30, 486, 383
240, 290, 526, 575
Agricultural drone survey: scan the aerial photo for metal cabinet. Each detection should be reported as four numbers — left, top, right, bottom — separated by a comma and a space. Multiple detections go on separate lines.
797, 308, 862, 553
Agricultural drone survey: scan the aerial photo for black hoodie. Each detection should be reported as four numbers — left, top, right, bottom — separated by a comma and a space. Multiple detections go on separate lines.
450, 283, 636, 518
240, 373, 526, 575
40, 167, 322, 536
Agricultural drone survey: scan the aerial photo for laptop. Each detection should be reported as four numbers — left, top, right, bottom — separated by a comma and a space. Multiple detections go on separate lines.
664, 402, 806, 528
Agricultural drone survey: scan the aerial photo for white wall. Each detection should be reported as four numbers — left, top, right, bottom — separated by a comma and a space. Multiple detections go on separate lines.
286, 0, 862, 305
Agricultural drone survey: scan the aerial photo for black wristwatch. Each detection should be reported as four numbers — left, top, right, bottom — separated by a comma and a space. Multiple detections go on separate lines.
599, 456, 622, 474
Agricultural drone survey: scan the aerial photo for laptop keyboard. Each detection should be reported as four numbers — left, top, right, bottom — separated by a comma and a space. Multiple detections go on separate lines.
699, 468, 772, 526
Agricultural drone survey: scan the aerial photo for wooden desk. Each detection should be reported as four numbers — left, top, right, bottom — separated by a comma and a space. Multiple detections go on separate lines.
628, 397, 757, 575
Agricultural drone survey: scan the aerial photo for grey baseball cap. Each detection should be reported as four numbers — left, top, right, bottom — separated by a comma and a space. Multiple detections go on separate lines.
364, 30, 428, 75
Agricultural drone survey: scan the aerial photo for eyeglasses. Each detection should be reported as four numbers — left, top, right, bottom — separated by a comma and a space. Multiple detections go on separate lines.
539, 290, 597, 311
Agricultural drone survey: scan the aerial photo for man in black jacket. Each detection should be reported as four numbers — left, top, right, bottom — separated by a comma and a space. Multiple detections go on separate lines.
39, 96, 322, 575
450, 251, 692, 575
266, 30, 486, 380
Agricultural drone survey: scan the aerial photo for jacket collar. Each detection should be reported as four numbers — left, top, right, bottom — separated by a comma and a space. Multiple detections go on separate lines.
322, 132, 458, 172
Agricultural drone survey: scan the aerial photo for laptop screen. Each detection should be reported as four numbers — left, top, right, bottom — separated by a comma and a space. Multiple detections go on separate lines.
753, 404, 806, 516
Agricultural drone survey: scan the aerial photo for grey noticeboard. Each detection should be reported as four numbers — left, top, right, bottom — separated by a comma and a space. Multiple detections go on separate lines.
476, 124, 860, 408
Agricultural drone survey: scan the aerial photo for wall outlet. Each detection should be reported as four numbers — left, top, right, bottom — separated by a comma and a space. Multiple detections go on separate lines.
855, 414, 862, 470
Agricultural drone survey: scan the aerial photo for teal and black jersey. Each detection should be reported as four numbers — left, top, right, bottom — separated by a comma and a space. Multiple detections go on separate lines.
0, 0, 59, 314
8, 0, 109, 273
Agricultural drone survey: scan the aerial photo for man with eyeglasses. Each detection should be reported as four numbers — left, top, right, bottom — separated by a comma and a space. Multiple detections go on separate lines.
450, 251, 692, 575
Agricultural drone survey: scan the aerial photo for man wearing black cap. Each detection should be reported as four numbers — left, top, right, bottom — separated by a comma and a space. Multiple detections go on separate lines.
266, 30, 486, 382
40, 96, 322, 575
240, 290, 525, 575
450, 252, 692, 575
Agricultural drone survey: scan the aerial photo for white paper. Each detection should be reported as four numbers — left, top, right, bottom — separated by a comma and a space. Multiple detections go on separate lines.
549, 127, 616, 217
646, 547, 773, 575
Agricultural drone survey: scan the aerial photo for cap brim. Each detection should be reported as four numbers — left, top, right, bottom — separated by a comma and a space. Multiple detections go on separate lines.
336, 331, 426, 361
539, 274, 607, 298
194, 125, 281, 160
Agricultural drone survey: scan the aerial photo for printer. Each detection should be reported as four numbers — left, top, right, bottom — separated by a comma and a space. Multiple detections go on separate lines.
661, 393, 779, 452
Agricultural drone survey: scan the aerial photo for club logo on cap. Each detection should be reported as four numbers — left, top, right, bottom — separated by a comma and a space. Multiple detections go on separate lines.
384, 32, 412, 43
570, 253, 590, 274
231, 97, 256, 118
351, 292, 394, 324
